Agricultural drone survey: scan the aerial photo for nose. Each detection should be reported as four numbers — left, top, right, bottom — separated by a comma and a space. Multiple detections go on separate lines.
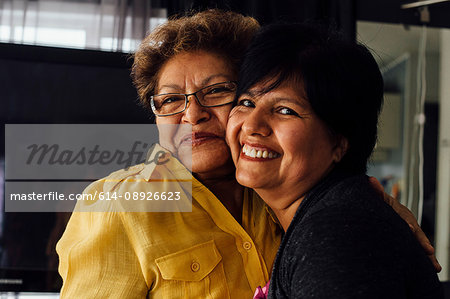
181, 94, 210, 125
241, 107, 271, 137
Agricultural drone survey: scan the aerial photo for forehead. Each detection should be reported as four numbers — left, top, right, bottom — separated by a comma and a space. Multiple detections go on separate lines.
156, 51, 235, 91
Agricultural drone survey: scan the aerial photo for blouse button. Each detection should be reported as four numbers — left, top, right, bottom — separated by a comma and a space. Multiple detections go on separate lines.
191, 261, 200, 272
243, 241, 252, 250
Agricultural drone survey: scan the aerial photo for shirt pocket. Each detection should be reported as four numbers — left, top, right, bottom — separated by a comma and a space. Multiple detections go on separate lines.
155, 240, 230, 299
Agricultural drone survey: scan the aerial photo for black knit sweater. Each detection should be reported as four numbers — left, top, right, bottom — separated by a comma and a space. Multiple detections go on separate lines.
268, 171, 443, 299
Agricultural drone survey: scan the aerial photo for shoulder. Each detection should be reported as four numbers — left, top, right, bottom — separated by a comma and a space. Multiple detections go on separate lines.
300, 174, 403, 231
84, 163, 147, 194
273, 175, 442, 298
82, 143, 176, 195
75, 164, 147, 211
289, 174, 411, 255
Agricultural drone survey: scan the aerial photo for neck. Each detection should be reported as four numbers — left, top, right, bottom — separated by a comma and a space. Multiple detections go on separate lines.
195, 171, 244, 224
257, 166, 337, 231
253, 181, 312, 231
269, 197, 304, 232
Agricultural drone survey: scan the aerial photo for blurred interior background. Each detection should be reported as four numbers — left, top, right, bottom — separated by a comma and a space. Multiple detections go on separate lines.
1, 0, 450, 297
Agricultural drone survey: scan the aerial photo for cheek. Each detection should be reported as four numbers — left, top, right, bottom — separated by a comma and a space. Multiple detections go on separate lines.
226, 112, 244, 162
279, 131, 307, 166
213, 106, 233, 128
156, 115, 186, 155
279, 123, 334, 165
155, 115, 182, 125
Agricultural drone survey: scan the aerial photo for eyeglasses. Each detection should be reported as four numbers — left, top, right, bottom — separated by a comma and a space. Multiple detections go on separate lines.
150, 81, 237, 117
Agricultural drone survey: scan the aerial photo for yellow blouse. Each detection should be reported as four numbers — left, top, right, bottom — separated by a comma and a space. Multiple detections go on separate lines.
57, 145, 282, 298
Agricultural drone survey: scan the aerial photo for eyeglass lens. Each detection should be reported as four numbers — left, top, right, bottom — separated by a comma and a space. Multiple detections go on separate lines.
151, 82, 236, 116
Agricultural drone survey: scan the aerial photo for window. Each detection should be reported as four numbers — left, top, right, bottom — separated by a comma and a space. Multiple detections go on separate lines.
0, 0, 167, 52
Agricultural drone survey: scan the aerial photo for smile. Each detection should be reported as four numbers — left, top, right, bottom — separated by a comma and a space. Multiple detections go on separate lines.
242, 144, 280, 159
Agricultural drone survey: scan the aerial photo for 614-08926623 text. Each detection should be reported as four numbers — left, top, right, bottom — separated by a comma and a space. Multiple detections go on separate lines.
9, 191, 182, 201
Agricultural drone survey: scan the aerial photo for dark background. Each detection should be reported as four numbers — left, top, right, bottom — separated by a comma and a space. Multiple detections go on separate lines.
1, 0, 449, 293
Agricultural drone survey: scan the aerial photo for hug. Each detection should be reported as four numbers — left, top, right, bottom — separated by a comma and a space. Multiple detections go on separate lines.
57, 9, 443, 298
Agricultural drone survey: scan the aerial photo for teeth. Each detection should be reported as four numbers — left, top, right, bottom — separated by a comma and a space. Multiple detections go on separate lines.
241, 145, 279, 159
242, 144, 248, 155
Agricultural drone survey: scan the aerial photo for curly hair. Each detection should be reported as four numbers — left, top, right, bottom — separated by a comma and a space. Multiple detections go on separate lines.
131, 9, 260, 111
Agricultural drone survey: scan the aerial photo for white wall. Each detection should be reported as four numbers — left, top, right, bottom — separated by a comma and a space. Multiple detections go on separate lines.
436, 28, 450, 281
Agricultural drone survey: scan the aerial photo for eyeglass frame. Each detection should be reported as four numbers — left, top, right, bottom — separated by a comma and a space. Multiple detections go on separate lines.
149, 81, 237, 117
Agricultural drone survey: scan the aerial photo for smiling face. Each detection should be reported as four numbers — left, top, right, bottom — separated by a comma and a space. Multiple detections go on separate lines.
226, 79, 347, 209
155, 50, 236, 178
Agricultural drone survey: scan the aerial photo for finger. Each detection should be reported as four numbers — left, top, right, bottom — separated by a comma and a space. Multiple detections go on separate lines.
428, 253, 442, 273
367, 177, 442, 272
409, 223, 434, 254
408, 223, 442, 272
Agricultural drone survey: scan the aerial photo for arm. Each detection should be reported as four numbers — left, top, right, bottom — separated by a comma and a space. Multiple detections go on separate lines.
56, 182, 149, 298
368, 177, 441, 272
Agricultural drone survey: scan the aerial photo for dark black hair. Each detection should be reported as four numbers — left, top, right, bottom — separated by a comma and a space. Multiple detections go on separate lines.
236, 23, 384, 175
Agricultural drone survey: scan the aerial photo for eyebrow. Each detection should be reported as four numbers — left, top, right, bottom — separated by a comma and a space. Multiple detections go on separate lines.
158, 84, 181, 91
240, 91, 310, 110
158, 74, 233, 92
273, 97, 307, 106
201, 74, 233, 86
239, 90, 257, 98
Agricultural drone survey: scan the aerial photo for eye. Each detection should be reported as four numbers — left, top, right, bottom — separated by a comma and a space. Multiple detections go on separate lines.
277, 107, 299, 116
161, 96, 184, 105
204, 83, 236, 96
152, 94, 185, 110
237, 99, 255, 108
208, 87, 232, 94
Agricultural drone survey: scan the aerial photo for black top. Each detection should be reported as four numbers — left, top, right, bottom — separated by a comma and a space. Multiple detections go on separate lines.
268, 171, 443, 299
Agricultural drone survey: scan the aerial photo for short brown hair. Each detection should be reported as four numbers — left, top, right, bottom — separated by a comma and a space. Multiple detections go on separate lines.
131, 9, 259, 111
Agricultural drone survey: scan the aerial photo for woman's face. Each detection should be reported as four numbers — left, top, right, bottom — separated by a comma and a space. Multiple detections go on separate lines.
155, 51, 235, 177
226, 80, 346, 207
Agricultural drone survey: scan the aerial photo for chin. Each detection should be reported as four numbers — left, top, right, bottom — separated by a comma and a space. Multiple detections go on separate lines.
235, 168, 266, 190
190, 147, 234, 175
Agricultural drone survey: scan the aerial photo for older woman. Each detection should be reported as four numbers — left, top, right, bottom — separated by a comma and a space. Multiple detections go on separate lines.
57, 10, 438, 299
57, 10, 280, 299
227, 23, 443, 298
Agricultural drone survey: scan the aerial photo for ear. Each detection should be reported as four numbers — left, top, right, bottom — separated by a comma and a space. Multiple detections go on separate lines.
332, 136, 349, 163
